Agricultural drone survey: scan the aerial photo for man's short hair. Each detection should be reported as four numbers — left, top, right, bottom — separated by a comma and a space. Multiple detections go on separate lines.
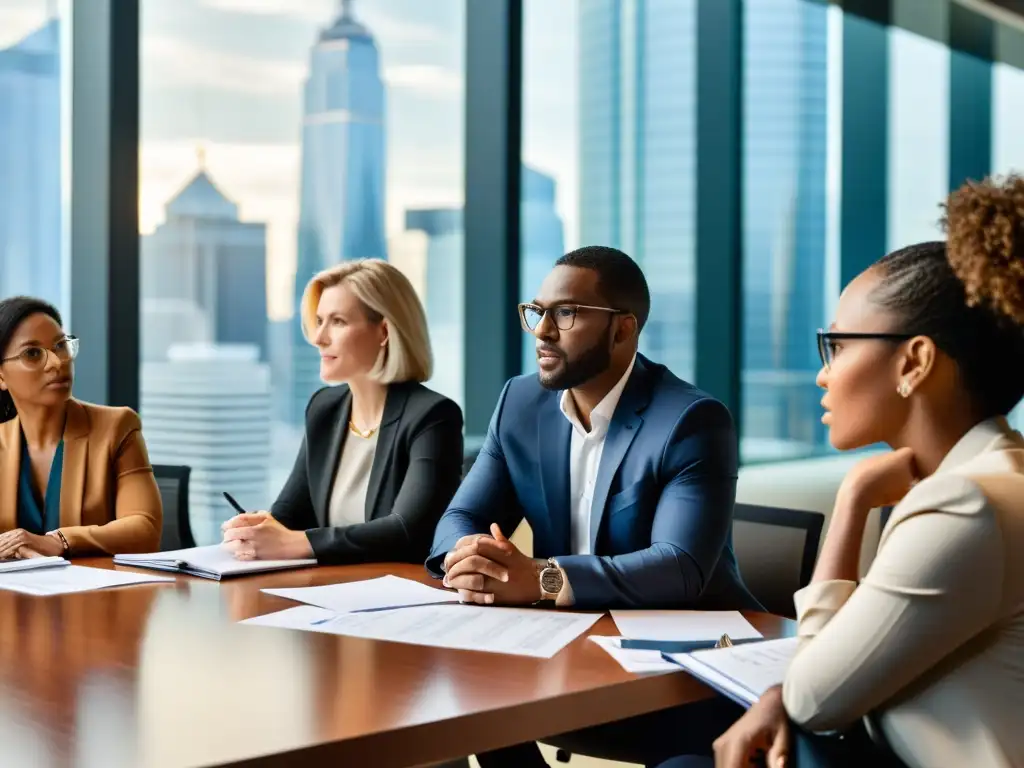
555, 245, 651, 332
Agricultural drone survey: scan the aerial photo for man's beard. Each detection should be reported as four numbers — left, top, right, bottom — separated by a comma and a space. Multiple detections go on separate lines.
538, 326, 613, 391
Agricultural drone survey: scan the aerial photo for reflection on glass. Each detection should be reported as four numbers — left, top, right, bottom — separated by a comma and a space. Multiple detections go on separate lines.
523, 0, 697, 383
887, 27, 949, 250
0, 2, 63, 311
139, 0, 465, 531
742, 0, 830, 462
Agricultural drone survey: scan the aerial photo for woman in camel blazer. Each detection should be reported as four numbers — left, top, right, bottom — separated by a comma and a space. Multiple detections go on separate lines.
0, 297, 161, 558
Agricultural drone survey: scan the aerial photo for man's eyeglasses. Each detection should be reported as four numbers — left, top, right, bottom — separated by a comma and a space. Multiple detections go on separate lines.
817, 330, 913, 369
518, 303, 630, 333
1, 336, 80, 371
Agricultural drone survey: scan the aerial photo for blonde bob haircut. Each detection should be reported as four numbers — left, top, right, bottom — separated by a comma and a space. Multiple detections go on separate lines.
300, 259, 433, 384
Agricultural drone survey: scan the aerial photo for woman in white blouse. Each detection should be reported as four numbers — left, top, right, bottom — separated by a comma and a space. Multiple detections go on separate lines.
221, 259, 463, 565
663, 176, 1024, 768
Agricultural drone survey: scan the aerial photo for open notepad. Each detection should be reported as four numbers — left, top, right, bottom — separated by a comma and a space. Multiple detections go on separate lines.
665, 636, 800, 708
0, 556, 69, 574
114, 545, 317, 580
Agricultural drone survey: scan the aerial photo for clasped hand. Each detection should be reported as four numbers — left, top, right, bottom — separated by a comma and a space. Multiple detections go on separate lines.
221, 512, 313, 561
0, 529, 63, 560
442, 523, 543, 605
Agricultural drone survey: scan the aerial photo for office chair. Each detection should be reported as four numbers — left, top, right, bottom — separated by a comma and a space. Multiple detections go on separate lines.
731, 503, 825, 619
153, 464, 195, 551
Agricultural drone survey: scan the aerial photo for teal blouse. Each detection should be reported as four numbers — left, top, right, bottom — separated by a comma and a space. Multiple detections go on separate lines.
17, 436, 64, 535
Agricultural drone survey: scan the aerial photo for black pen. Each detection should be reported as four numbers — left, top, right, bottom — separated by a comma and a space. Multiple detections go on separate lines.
222, 492, 248, 516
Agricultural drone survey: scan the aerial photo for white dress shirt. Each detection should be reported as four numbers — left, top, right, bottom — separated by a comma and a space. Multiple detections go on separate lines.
559, 354, 636, 556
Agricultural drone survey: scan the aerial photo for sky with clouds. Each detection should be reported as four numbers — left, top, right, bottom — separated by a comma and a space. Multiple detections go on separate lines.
2, 0, 579, 319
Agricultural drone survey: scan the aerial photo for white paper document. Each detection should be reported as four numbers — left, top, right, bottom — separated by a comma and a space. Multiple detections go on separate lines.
610, 610, 762, 642
263, 575, 460, 614
665, 636, 800, 708
114, 545, 317, 580
243, 603, 603, 658
0, 565, 175, 596
590, 636, 679, 674
0, 556, 69, 574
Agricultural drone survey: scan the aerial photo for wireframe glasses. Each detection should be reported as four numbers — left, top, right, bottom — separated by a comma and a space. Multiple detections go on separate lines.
817, 330, 913, 370
518, 303, 629, 333
1, 336, 80, 371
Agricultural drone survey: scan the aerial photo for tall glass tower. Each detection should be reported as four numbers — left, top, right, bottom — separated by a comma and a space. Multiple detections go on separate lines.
0, 19, 61, 308
742, 0, 829, 458
288, 0, 386, 423
577, 0, 698, 382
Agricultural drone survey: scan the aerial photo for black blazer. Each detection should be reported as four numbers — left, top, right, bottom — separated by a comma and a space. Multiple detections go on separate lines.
271, 381, 464, 565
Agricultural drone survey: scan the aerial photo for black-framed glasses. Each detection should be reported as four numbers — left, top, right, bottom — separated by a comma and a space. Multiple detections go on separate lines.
817, 330, 913, 369
0, 336, 80, 371
518, 303, 630, 333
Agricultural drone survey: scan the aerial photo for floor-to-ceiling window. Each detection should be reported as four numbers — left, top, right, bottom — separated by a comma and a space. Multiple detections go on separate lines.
137, 0, 465, 542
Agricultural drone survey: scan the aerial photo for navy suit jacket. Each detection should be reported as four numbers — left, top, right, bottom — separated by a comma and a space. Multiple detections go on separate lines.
427, 355, 761, 610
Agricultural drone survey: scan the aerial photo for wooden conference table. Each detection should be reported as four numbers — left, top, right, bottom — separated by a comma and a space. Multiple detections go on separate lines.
0, 560, 793, 768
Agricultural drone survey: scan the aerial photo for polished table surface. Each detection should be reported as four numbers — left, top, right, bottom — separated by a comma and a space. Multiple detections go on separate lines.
0, 559, 794, 768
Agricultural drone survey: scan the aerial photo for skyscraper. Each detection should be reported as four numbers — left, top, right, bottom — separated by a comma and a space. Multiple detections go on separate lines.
141, 343, 272, 545
520, 166, 566, 372
288, 0, 386, 423
141, 160, 268, 362
742, 0, 829, 458
0, 19, 61, 307
577, 1, 698, 382
577, 1, 829, 458
406, 207, 463, 403
403, 165, 565, 402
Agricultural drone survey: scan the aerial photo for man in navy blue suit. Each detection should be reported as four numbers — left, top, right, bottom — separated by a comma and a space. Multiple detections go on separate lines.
427, 247, 758, 767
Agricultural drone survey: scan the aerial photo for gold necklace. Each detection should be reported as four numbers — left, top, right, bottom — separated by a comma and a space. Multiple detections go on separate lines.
348, 419, 379, 439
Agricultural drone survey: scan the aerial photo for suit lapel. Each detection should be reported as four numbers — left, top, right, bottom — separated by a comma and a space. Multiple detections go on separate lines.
59, 399, 89, 528
365, 383, 409, 521
538, 394, 572, 554
314, 389, 351, 526
588, 360, 653, 553
0, 416, 20, 531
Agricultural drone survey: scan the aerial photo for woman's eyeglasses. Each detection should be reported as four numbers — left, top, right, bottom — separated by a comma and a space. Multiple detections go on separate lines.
817, 330, 913, 369
1, 336, 80, 371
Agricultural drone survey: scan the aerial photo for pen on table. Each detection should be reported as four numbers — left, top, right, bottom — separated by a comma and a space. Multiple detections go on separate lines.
222, 492, 247, 516
619, 634, 757, 653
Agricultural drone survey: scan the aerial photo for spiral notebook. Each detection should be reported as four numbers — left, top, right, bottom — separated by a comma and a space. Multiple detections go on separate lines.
114, 545, 317, 580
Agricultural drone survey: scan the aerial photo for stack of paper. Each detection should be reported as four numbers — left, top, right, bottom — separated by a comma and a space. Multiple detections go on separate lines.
664, 636, 800, 707
263, 575, 460, 613
114, 545, 317, 580
244, 602, 602, 659
0, 556, 69, 574
0, 565, 174, 596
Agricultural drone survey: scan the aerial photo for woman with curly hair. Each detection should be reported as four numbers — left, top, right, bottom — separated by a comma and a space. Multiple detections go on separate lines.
664, 176, 1024, 768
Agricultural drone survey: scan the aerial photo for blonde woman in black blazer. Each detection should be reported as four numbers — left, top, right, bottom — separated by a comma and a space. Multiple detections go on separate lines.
221, 259, 463, 565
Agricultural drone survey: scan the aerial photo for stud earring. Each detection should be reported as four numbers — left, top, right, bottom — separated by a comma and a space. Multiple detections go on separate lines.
898, 380, 911, 398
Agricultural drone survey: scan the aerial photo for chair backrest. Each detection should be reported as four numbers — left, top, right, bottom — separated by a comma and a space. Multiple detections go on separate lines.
153, 465, 195, 551
732, 503, 824, 618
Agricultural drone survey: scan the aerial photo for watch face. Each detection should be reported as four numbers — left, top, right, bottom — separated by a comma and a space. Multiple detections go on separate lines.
540, 568, 563, 595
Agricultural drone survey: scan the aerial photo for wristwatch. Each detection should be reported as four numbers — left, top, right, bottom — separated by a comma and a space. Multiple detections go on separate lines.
538, 557, 564, 601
